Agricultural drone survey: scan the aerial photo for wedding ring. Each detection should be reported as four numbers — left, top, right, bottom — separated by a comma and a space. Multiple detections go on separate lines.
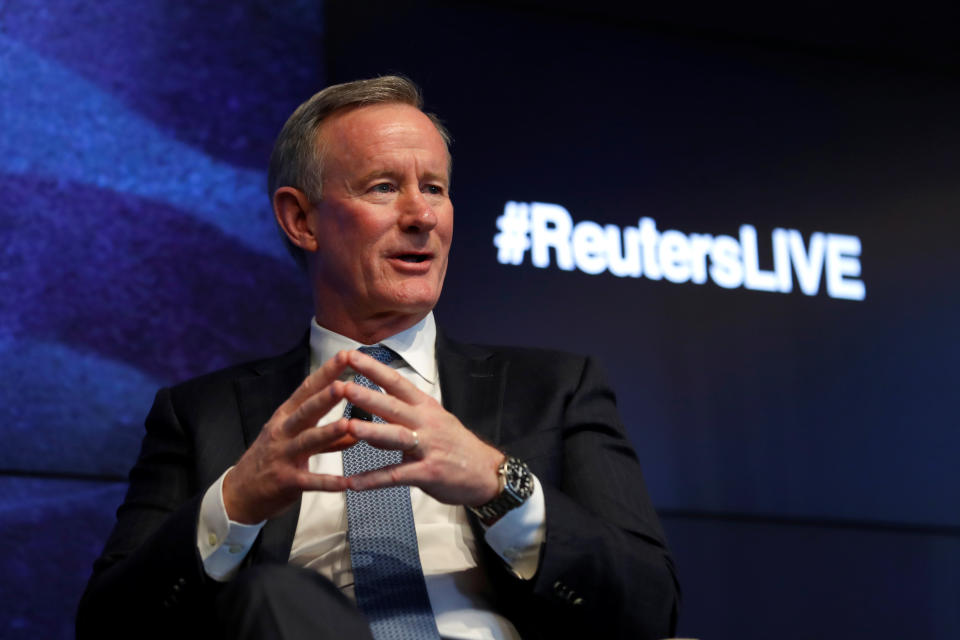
407, 430, 420, 453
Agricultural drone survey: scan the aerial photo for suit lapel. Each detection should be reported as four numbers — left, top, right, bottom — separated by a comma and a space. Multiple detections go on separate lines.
436, 332, 507, 446
233, 340, 310, 564
436, 332, 516, 583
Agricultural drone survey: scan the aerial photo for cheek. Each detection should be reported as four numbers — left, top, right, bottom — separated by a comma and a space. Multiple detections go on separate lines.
438, 211, 454, 251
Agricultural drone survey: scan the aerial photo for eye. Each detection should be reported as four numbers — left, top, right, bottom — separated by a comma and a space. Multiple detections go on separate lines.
422, 184, 444, 195
371, 183, 395, 193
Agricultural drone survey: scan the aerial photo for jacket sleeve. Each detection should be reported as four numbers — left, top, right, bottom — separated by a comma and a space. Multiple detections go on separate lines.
76, 387, 221, 638
487, 354, 680, 640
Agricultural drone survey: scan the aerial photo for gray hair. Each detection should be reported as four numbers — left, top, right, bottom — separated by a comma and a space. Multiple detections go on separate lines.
267, 76, 452, 266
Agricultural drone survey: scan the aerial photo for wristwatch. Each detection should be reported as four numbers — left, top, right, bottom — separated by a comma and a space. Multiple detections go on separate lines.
469, 456, 534, 526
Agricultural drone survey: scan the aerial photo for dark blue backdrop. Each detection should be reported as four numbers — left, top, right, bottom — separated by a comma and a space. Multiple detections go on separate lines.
2, 1, 958, 638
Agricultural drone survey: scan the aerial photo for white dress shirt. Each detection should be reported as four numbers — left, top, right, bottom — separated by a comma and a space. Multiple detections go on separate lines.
196, 313, 546, 640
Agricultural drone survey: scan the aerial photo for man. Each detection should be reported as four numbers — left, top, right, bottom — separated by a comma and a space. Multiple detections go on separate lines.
77, 76, 679, 639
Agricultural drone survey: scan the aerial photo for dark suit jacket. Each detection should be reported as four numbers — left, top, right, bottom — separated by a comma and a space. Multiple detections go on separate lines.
77, 332, 679, 639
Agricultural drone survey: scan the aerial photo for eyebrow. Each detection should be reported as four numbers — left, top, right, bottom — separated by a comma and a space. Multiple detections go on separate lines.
356, 169, 399, 185
420, 170, 450, 185
356, 168, 449, 186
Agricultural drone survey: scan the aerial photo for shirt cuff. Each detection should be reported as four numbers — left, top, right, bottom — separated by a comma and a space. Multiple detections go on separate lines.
197, 467, 266, 582
481, 474, 546, 580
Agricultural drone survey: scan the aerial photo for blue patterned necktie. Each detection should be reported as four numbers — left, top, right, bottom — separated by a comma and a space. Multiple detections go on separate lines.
342, 345, 441, 640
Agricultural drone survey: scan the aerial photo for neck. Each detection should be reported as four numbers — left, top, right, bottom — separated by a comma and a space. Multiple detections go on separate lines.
313, 308, 428, 345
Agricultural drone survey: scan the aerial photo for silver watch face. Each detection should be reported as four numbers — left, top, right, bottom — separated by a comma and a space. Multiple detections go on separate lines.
504, 458, 534, 499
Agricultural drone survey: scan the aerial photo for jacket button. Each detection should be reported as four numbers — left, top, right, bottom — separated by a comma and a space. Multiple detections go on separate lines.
553, 580, 577, 602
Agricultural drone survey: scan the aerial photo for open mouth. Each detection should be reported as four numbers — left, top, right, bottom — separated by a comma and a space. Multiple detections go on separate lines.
397, 254, 429, 263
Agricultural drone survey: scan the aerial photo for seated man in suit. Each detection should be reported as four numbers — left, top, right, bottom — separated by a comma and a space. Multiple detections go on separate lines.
77, 76, 679, 640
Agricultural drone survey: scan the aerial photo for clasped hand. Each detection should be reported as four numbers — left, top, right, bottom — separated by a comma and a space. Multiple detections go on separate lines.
222, 350, 503, 524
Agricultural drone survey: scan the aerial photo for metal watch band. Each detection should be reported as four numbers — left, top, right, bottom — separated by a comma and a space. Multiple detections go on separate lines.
469, 457, 532, 525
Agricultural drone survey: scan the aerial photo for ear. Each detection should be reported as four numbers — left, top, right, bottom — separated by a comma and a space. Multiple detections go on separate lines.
273, 187, 319, 252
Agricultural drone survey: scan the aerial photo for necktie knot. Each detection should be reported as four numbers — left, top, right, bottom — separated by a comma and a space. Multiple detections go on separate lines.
350, 346, 397, 401
358, 344, 396, 366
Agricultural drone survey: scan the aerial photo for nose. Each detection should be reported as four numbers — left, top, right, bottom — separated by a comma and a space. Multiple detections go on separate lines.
399, 189, 438, 233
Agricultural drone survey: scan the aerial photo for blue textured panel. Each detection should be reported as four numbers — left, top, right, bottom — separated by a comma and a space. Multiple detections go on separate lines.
0, 338, 156, 478
0, 476, 128, 640
0, 174, 312, 475
0, 3, 325, 633
0, 0, 323, 477
1, 0, 323, 168
0, 32, 283, 260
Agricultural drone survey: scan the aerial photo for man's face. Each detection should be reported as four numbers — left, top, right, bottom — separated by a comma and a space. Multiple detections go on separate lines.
307, 103, 453, 330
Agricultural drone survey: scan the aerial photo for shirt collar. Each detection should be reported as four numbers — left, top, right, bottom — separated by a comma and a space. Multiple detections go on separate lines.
309, 312, 438, 385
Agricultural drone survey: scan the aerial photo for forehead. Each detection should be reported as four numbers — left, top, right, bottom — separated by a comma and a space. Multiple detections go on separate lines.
317, 103, 450, 174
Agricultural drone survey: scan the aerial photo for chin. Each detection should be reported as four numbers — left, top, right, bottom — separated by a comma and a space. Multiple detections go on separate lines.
383, 286, 441, 315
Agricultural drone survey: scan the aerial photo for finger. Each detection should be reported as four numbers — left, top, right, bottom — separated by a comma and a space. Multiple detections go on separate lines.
279, 350, 351, 416
324, 433, 360, 452
295, 470, 350, 493
282, 379, 348, 437
288, 417, 357, 458
347, 419, 421, 455
346, 351, 425, 404
342, 381, 417, 427
346, 462, 418, 492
